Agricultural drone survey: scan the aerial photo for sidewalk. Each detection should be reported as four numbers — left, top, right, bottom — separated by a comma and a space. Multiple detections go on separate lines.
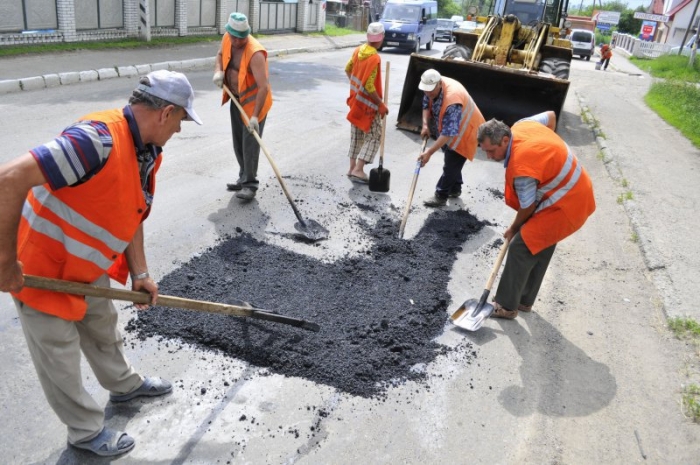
0, 32, 367, 94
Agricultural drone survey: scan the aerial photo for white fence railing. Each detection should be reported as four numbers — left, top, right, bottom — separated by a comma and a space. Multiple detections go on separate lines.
613, 32, 673, 58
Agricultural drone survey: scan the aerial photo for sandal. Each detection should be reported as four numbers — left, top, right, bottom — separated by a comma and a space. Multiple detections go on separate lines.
71, 427, 135, 457
110, 376, 172, 403
349, 174, 369, 184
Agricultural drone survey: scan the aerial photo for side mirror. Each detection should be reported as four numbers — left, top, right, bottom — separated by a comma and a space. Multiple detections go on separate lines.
375, 13, 380, 20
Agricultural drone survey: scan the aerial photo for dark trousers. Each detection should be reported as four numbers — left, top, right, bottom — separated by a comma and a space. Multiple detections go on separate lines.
229, 103, 266, 190
494, 232, 557, 311
435, 148, 466, 198
601, 57, 611, 70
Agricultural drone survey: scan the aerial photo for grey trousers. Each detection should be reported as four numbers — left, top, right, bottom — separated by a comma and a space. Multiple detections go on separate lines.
14, 274, 142, 444
229, 103, 266, 190
494, 232, 557, 311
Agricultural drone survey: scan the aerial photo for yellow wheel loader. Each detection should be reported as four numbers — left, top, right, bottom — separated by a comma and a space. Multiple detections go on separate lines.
397, 0, 574, 132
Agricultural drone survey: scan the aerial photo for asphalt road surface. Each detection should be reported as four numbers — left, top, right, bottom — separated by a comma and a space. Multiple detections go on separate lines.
1, 42, 699, 463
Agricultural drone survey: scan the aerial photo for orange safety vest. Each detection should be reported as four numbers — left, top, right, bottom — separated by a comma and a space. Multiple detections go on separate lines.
220, 34, 273, 121
346, 46, 383, 133
13, 109, 161, 320
505, 121, 595, 255
601, 44, 612, 59
429, 77, 485, 161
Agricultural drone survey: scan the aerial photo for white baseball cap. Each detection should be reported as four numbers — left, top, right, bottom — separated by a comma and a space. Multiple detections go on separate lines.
137, 70, 202, 125
367, 22, 385, 42
418, 69, 442, 92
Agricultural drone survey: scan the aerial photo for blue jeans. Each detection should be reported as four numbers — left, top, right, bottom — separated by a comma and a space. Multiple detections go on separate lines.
434, 147, 466, 198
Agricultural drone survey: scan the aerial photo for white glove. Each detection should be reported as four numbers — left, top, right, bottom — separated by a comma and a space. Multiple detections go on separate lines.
212, 71, 224, 88
247, 116, 259, 134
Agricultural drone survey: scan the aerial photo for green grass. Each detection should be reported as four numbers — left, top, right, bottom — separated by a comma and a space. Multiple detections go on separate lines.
645, 81, 700, 148
631, 54, 700, 83
683, 384, 700, 422
668, 317, 700, 338
307, 25, 360, 37
0, 35, 222, 58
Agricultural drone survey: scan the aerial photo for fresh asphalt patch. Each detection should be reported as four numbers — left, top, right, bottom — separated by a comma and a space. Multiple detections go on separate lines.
126, 208, 490, 398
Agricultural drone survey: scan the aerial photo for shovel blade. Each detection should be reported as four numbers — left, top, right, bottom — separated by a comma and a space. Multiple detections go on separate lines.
368, 166, 390, 192
294, 218, 329, 242
450, 298, 495, 331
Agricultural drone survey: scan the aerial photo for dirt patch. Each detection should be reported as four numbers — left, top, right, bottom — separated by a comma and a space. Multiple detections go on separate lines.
126, 210, 488, 398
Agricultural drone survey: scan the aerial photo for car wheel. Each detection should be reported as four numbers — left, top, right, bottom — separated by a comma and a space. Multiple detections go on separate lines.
585, 55, 591, 61
414, 39, 421, 54
426, 36, 433, 50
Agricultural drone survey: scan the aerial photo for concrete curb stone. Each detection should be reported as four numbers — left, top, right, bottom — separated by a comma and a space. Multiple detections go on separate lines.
0, 79, 20, 93
79, 70, 99, 82
44, 74, 61, 88
58, 72, 80, 85
97, 68, 119, 80
20, 76, 45, 91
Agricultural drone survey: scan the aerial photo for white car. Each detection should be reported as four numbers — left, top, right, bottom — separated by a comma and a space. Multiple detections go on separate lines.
669, 34, 698, 57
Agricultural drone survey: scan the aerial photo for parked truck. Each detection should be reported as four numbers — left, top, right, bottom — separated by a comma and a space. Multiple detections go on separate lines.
397, 0, 574, 131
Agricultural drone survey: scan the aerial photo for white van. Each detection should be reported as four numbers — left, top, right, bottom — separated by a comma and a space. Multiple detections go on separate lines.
569, 29, 595, 61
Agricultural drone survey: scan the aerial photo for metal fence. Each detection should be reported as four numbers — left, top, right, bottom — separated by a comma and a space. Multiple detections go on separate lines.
258, 1, 297, 33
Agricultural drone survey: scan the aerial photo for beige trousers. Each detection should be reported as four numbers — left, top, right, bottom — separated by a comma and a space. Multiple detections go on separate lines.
14, 274, 142, 444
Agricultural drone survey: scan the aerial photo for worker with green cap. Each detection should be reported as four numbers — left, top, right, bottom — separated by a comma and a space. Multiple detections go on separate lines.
213, 12, 273, 201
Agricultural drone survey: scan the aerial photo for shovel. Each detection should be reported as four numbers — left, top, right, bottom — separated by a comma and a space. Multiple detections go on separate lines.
223, 85, 329, 242
450, 237, 510, 331
23, 275, 320, 332
398, 137, 428, 239
369, 61, 391, 193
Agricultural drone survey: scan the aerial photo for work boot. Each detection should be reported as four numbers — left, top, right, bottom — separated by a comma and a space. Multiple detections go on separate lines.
226, 182, 242, 191
448, 190, 462, 198
423, 195, 447, 207
492, 302, 518, 319
236, 187, 256, 200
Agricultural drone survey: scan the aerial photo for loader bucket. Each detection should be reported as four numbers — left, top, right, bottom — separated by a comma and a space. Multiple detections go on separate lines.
397, 54, 570, 132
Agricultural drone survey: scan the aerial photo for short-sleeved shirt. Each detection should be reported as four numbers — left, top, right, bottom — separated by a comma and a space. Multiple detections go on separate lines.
29, 105, 162, 206
422, 90, 462, 151
504, 111, 552, 209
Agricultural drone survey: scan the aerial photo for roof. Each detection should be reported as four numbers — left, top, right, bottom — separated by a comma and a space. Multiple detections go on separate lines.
665, 0, 693, 18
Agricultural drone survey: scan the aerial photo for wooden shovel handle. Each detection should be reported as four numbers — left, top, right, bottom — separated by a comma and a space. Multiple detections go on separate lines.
484, 237, 510, 292
23, 275, 320, 332
222, 84, 307, 226
378, 61, 390, 166
398, 137, 428, 238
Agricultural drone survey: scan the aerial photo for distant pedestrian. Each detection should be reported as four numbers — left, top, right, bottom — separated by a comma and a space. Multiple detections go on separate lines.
417, 69, 485, 207
0, 70, 201, 457
599, 43, 612, 70
477, 111, 595, 319
345, 22, 389, 184
213, 12, 273, 201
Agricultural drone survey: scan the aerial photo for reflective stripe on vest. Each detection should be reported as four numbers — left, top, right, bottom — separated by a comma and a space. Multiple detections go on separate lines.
349, 75, 379, 111
240, 82, 259, 107
535, 146, 582, 213
24, 186, 129, 271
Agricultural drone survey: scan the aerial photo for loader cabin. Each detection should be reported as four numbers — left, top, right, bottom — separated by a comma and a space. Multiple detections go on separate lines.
379, 0, 438, 53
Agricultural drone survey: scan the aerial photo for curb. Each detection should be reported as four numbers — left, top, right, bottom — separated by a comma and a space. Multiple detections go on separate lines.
576, 91, 679, 319
0, 40, 364, 95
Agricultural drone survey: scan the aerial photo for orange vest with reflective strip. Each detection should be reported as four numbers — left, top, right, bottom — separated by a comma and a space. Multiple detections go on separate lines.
505, 121, 595, 254
13, 109, 161, 320
430, 77, 485, 161
346, 46, 383, 133
220, 34, 273, 121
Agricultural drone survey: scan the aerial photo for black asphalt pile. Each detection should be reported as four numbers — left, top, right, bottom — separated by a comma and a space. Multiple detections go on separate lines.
126, 210, 487, 398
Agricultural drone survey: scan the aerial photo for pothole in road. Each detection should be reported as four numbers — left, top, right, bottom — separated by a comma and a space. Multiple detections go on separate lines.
126, 206, 490, 398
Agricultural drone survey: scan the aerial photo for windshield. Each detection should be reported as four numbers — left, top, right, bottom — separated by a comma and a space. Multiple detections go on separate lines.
382, 5, 422, 22
503, 0, 546, 24
438, 19, 455, 27
572, 31, 593, 42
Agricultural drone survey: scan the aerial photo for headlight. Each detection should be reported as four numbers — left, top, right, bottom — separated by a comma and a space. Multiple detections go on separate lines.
407, 33, 415, 40
564, 20, 572, 28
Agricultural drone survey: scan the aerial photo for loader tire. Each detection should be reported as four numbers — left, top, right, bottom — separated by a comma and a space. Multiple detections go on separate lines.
539, 58, 570, 80
442, 44, 472, 61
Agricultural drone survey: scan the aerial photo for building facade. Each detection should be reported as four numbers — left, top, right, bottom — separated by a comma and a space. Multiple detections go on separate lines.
0, 0, 326, 45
